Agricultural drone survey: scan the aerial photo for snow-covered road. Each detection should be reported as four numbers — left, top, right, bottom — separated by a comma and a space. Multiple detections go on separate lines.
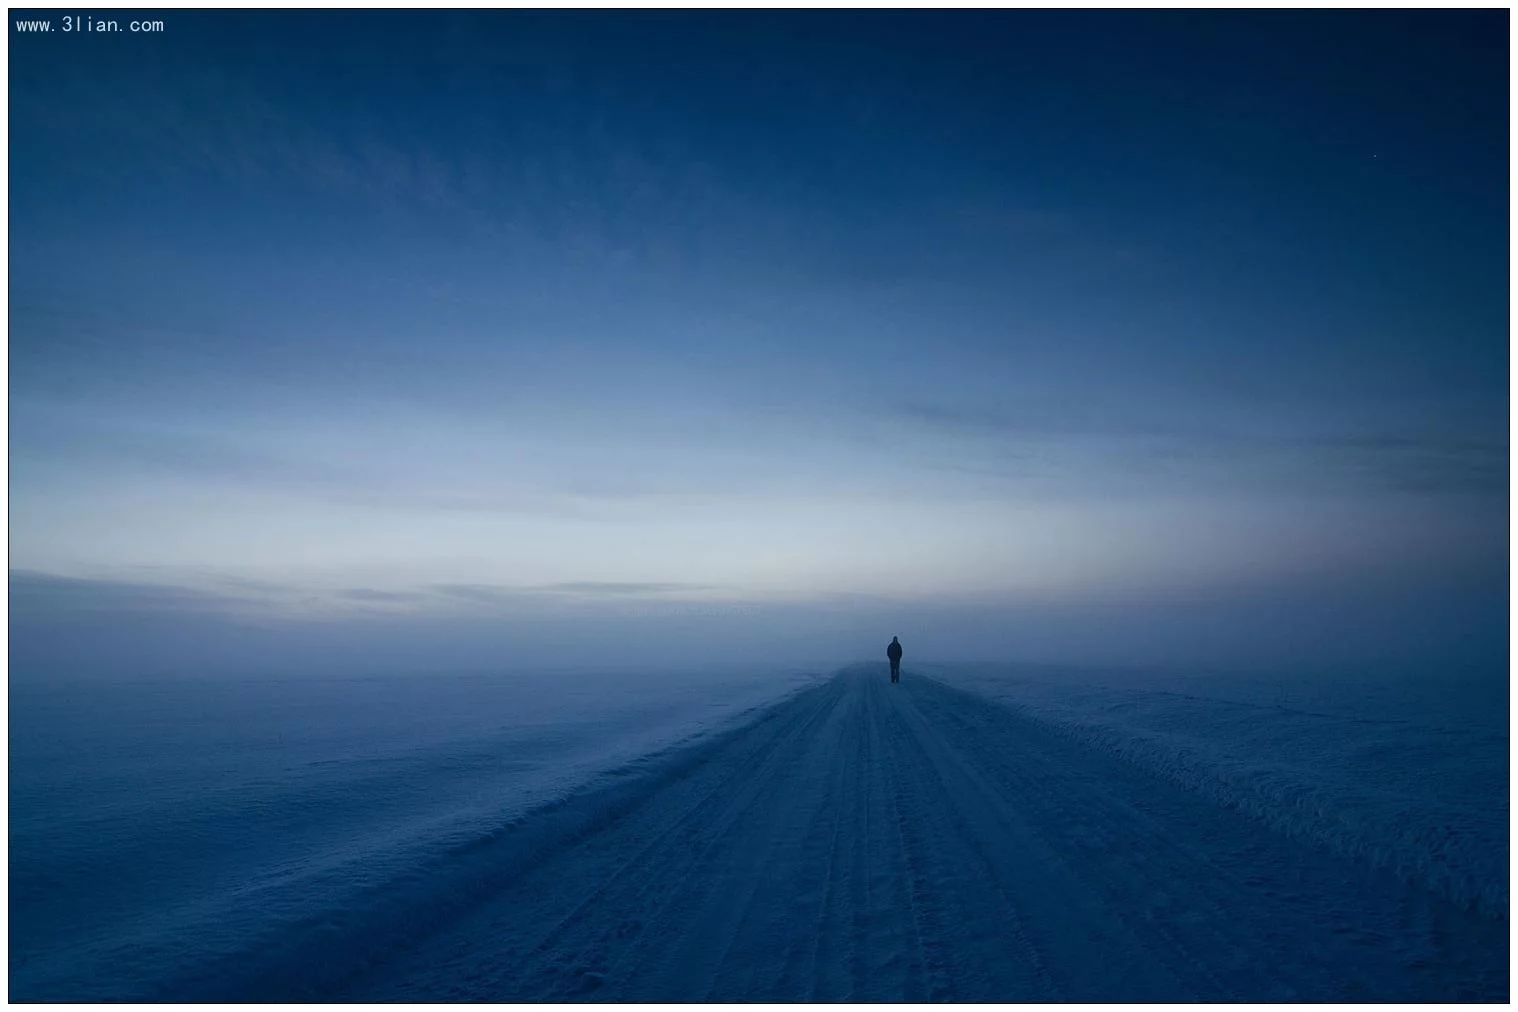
328, 666, 1505, 1001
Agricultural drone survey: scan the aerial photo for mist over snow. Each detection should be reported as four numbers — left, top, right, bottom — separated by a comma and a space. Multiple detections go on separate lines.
9, 556, 1505, 680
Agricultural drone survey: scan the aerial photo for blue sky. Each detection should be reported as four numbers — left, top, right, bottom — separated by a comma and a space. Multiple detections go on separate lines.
8, 12, 1508, 673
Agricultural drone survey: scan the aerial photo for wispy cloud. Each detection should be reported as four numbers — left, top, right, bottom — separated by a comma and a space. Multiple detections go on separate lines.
888, 398, 1508, 497
10, 570, 740, 629
9, 407, 611, 519
335, 587, 432, 603
432, 581, 725, 603
537, 581, 723, 596
894, 398, 1182, 441
430, 584, 539, 606
1299, 434, 1507, 495
9, 570, 289, 619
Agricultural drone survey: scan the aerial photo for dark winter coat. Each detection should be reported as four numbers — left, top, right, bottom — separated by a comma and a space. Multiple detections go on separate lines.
887, 640, 903, 663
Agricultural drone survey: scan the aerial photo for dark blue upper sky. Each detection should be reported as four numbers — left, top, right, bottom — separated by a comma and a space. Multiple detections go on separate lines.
9, 12, 1508, 671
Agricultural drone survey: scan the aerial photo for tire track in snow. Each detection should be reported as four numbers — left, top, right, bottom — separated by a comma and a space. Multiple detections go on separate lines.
876, 674, 959, 1001
803, 684, 857, 1000
916, 680, 1285, 998
881, 676, 1068, 1000
896, 673, 1505, 1002
348, 676, 843, 1000
539, 676, 845, 998
341, 666, 1507, 1002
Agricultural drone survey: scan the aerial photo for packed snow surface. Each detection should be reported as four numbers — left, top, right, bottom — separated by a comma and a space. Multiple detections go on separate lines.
10, 662, 1507, 1000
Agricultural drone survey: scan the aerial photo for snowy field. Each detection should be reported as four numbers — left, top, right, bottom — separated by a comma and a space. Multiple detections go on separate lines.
8, 666, 823, 1001
9, 659, 1508, 1001
919, 660, 1510, 919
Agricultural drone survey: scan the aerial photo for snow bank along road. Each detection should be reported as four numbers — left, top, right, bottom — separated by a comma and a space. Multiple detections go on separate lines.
265, 667, 1506, 1000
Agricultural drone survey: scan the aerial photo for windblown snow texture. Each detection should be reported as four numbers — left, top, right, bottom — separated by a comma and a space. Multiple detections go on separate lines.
10, 664, 1507, 1001
920, 661, 1510, 919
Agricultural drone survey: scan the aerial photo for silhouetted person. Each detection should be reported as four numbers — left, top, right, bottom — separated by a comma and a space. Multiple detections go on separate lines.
887, 636, 903, 683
